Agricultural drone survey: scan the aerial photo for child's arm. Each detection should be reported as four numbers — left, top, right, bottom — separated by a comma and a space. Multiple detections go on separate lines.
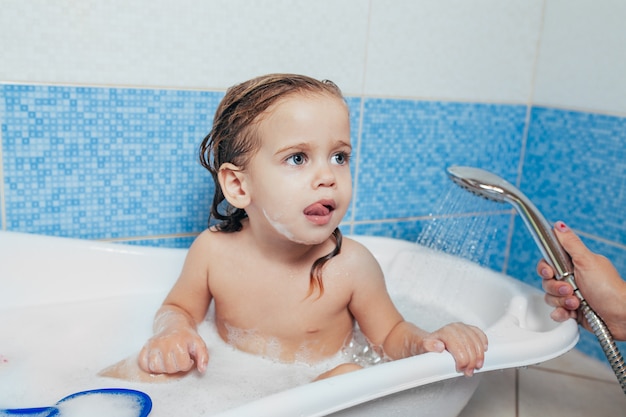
381, 320, 487, 376
138, 232, 213, 375
345, 239, 488, 376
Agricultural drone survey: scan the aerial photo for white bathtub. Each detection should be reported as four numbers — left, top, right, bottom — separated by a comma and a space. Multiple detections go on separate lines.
0, 231, 578, 417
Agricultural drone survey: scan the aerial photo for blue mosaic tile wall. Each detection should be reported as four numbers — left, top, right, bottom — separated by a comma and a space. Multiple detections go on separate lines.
1, 85, 218, 239
355, 99, 526, 221
1, 83, 626, 363
508, 107, 626, 284
522, 107, 626, 246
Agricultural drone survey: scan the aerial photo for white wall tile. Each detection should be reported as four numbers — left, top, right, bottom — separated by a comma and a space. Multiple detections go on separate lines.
0, 0, 370, 93
3, 0, 626, 111
364, 0, 544, 103
533, 0, 626, 115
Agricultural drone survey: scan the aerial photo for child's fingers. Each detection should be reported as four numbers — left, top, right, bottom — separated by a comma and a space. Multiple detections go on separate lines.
138, 334, 208, 375
190, 339, 210, 373
450, 325, 487, 376
167, 343, 196, 373
424, 324, 488, 376
473, 325, 488, 351
145, 349, 166, 373
468, 327, 488, 372
424, 336, 472, 375
421, 338, 445, 353
137, 345, 153, 373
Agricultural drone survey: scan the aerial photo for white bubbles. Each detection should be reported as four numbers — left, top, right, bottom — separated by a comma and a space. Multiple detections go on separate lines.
56, 391, 145, 417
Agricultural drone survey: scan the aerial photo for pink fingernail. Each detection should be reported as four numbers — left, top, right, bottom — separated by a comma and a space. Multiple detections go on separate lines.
558, 285, 571, 295
555, 221, 569, 232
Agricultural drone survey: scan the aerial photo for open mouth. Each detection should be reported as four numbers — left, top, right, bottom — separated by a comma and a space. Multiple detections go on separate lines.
303, 200, 336, 225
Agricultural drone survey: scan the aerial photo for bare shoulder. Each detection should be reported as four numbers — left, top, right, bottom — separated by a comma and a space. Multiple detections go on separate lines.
190, 228, 216, 246
337, 236, 384, 280
178, 228, 231, 274
188, 228, 232, 254
185, 228, 252, 276
340, 236, 379, 261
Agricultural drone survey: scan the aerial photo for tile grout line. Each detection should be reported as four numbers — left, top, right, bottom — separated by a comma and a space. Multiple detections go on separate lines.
515, 368, 520, 417
0, 87, 6, 231
346, 0, 373, 235
504, 0, 548, 279
527, 363, 621, 385
3, 80, 624, 120
98, 232, 200, 243
348, 95, 366, 236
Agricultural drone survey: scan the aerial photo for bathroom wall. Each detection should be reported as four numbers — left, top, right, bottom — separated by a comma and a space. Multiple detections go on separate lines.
1, 0, 625, 361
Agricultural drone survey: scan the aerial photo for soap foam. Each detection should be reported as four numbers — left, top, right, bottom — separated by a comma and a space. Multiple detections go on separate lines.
56, 392, 143, 417
0, 295, 369, 416
0, 289, 457, 416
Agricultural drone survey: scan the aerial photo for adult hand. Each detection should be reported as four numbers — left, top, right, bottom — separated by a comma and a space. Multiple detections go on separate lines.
537, 221, 626, 340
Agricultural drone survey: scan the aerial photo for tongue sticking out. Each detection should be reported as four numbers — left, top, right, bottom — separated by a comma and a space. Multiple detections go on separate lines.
304, 203, 331, 217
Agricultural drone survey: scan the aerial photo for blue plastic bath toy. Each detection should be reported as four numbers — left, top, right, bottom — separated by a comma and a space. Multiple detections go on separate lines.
0, 388, 152, 417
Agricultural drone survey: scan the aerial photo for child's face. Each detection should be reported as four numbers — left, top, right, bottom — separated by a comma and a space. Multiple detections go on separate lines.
243, 93, 352, 245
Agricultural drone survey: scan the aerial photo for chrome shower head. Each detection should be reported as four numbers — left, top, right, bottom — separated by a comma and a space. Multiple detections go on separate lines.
447, 166, 518, 204
446, 166, 575, 280
447, 165, 626, 394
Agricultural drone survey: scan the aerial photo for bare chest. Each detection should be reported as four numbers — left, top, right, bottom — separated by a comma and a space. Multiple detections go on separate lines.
208, 260, 354, 361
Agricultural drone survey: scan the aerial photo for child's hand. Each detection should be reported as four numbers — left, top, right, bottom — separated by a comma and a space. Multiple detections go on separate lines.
138, 327, 209, 374
138, 309, 209, 375
383, 321, 488, 377
422, 322, 488, 376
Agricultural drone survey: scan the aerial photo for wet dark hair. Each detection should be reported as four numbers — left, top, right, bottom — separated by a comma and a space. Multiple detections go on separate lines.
199, 73, 347, 297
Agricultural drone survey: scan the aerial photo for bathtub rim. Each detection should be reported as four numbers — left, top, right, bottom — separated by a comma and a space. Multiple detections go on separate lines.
0, 230, 580, 416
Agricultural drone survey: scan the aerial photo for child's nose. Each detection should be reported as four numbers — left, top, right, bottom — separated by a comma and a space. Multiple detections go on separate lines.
313, 162, 336, 188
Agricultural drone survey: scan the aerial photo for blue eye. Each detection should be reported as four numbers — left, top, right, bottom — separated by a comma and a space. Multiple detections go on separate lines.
332, 152, 350, 165
286, 153, 306, 165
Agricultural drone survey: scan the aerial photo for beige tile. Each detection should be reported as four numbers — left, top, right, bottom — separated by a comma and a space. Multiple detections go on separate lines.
458, 369, 516, 417
531, 349, 617, 382
519, 367, 626, 416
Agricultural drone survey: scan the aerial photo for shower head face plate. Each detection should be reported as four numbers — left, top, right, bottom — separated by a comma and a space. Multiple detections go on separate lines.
446, 166, 514, 204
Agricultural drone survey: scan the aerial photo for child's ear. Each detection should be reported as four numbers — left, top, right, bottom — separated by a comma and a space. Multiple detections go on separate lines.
218, 163, 250, 208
